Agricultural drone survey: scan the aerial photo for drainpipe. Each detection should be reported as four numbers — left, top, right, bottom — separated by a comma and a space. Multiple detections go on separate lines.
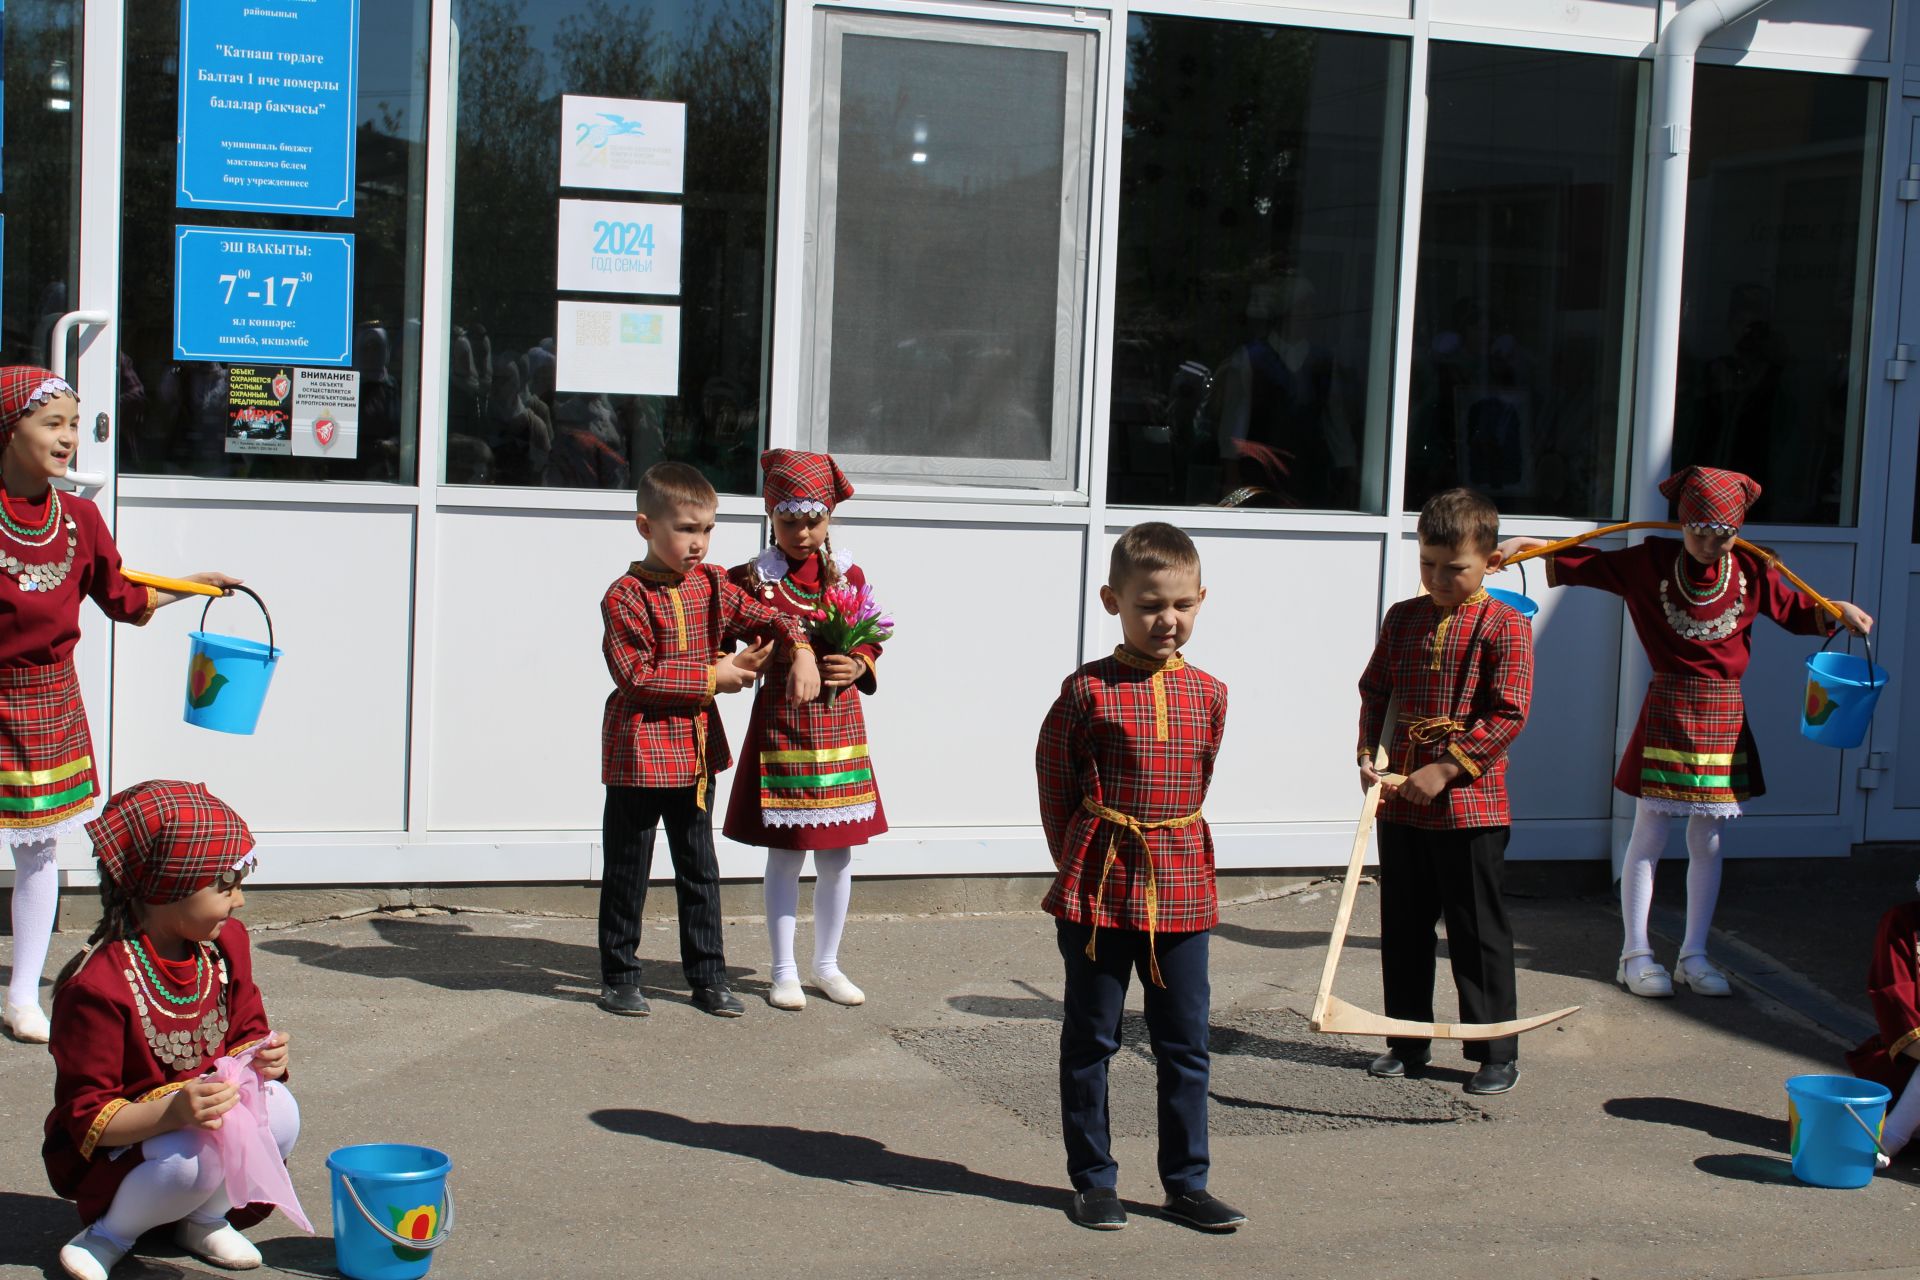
1611, 0, 1780, 877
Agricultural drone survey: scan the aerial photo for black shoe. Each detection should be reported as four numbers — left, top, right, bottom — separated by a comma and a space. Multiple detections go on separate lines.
1465, 1061, 1520, 1095
691, 984, 745, 1017
1368, 1051, 1429, 1079
597, 984, 651, 1017
1069, 1187, 1127, 1231
1162, 1190, 1246, 1232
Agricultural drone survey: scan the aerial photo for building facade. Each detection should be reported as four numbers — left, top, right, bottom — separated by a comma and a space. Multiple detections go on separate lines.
13, 0, 1920, 889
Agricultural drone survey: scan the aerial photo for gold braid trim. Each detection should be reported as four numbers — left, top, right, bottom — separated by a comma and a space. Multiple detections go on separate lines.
81, 1099, 130, 1159
1887, 1026, 1920, 1060
1078, 796, 1204, 988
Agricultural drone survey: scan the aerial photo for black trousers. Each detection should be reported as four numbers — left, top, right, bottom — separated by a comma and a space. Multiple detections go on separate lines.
1377, 821, 1519, 1064
1055, 919, 1211, 1195
599, 785, 727, 988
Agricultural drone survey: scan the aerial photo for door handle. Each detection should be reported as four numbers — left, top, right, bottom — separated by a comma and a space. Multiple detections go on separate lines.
45, 310, 113, 495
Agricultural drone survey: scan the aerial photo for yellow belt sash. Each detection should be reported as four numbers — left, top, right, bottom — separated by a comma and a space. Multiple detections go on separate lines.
1079, 796, 1204, 988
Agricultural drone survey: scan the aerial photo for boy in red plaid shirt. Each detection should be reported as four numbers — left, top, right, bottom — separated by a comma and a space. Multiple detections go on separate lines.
1037, 522, 1241, 1233
1358, 488, 1533, 1095
598, 463, 818, 1020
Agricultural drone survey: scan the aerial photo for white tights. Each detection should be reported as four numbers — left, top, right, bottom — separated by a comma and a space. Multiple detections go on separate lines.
763, 848, 853, 986
1619, 799, 1725, 970
94, 1082, 300, 1249
7, 836, 59, 1011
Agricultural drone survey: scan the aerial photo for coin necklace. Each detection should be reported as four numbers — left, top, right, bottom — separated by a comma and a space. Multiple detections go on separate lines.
1659, 563, 1747, 644
0, 486, 60, 542
0, 486, 76, 594
117, 939, 229, 1072
128, 935, 204, 1006
1672, 550, 1734, 607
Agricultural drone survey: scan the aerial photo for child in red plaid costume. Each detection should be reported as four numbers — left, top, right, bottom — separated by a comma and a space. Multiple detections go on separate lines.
1500, 467, 1871, 999
45, 780, 297, 1280
726, 450, 886, 1011
1359, 489, 1533, 1095
1037, 522, 1243, 1233
598, 462, 818, 1020
0, 368, 237, 1048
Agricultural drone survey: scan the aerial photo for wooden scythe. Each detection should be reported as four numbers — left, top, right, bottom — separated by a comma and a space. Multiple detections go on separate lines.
1308, 722, 1582, 1042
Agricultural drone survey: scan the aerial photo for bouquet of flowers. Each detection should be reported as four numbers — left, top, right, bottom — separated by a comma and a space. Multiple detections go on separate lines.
809, 581, 895, 654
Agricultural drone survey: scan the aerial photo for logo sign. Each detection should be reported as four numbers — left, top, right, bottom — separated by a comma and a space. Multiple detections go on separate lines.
313, 416, 337, 447
558, 96, 685, 194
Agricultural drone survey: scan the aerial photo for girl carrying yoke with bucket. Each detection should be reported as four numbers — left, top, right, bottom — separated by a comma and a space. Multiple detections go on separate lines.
1498, 466, 1871, 1002
0, 366, 239, 1047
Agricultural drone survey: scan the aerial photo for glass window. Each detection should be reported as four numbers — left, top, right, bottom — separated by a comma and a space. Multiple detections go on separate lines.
1674, 66, 1881, 526
444, 0, 779, 493
117, 1, 431, 482
5, 1, 80, 363
1404, 44, 1644, 519
802, 13, 1097, 491
1108, 18, 1406, 512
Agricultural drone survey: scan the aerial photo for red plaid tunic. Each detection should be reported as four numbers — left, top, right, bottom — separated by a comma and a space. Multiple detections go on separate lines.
600, 562, 807, 801
1548, 537, 1830, 808
1357, 591, 1534, 830
1038, 648, 1228, 936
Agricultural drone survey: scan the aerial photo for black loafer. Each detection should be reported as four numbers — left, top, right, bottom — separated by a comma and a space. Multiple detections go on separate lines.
691, 984, 745, 1018
1368, 1051, 1429, 1078
1069, 1187, 1127, 1230
1465, 1061, 1520, 1095
1162, 1190, 1246, 1232
597, 984, 651, 1016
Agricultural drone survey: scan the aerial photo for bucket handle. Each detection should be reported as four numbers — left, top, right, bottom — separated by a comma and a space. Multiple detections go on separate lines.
197, 585, 276, 659
338, 1173, 455, 1250
1841, 1100, 1890, 1162
1816, 625, 1882, 690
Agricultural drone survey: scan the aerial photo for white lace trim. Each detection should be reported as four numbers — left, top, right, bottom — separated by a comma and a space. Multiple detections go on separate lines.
773, 498, 830, 515
750, 543, 855, 588
1639, 796, 1744, 819
1, 808, 91, 849
762, 802, 877, 829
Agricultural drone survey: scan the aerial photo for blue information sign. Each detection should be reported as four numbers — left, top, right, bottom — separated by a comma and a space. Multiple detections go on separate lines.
176, 0, 360, 217
173, 227, 354, 366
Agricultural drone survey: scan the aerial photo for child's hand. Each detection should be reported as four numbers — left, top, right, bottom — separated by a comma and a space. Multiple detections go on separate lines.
1358, 756, 1383, 794
1492, 537, 1548, 568
787, 647, 822, 704
1835, 601, 1874, 637
819, 653, 866, 689
170, 1076, 240, 1131
715, 640, 773, 694
1396, 761, 1462, 806
252, 1031, 291, 1081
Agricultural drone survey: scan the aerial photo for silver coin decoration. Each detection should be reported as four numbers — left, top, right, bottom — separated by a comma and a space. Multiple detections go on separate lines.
0, 520, 77, 593
1659, 573, 1747, 644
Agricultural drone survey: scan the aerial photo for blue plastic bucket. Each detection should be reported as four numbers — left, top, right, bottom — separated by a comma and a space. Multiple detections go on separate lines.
1786, 1074, 1889, 1188
1801, 631, 1887, 751
1486, 561, 1539, 621
183, 586, 281, 735
327, 1143, 454, 1280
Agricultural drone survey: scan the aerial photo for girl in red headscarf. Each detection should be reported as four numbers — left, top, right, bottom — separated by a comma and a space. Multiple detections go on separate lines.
1501, 467, 1871, 999
727, 450, 888, 1010
0, 368, 237, 1047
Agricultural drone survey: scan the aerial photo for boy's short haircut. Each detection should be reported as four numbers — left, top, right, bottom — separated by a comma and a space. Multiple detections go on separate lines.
1109, 521, 1203, 589
637, 461, 718, 516
1417, 487, 1501, 555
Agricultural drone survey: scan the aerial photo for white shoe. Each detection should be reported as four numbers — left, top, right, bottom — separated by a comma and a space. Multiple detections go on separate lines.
768, 979, 806, 1010
4, 1000, 50, 1043
812, 971, 865, 1006
59, 1227, 127, 1280
174, 1220, 262, 1270
1616, 949, 1674, 998
1675, 954, 1733, 997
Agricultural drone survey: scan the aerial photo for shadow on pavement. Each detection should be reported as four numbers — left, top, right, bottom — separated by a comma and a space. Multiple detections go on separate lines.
1213, 921, 1378, 954
590, 1108, 1065, 1212
0, 1189, 70, 1276
1693, 1153, 1800, 1185
1603, 1096, 1785, 1151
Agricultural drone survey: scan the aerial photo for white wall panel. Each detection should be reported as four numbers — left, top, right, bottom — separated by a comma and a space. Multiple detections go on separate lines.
111, 502, 414, 833
1668, 0, 1890, 63
1740, 540, 1853, 817
427, 509, 763, 830
832, 517, 1086, 826
1434, 0, 1654, 43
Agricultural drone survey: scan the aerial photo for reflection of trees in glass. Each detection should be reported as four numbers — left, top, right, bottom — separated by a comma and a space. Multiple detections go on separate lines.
449, 0, 777, 493
3, 2, 81, 361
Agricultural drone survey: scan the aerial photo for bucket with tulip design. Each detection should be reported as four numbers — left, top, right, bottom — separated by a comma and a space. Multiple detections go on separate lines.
1801, 629, 1887, 751
327, 1143, 455, 1280
183, 585, 281, 735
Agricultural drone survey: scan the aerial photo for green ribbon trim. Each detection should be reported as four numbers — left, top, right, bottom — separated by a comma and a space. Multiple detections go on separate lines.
1640, 768, 1748, 789
760, 768, 875, 789
0, 778, 95, 812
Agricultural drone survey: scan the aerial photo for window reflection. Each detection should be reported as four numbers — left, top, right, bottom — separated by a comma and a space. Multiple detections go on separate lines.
1674, 66, 1880, 526
2, 1, 81, 366
446, 0, 777, 493
1405, 44, 1642, 519
1109, 18, 1404, 512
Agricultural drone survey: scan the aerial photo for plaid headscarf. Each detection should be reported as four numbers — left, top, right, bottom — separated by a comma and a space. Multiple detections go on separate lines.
761, 449, 854, 515
86, 780, 256, 905
0, 365, 76, 437
1660, 466, 1761, 532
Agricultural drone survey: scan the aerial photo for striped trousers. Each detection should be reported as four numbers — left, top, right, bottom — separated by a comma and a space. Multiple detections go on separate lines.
600, 786, 728, 988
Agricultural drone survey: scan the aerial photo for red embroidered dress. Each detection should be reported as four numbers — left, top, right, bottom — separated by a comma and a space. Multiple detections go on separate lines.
1547, 537, 1830, 815
600, 561, 807, 808
1357, 590, 1534, 831
0, 489, 155, 833
43, 920, 274, 1224
724, 549, 887, 848
1039, 648, 1229, 973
